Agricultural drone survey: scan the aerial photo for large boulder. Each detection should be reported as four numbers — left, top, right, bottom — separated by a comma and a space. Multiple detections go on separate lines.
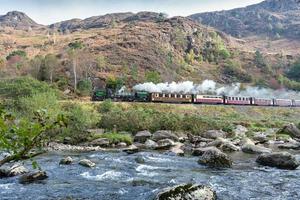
154, 183, 217, 200
79, 159, 96, 168
253, 133, 269, 144
156, 139, 175, 150
278, 123, 300, 138
144, 139, 158, 149
241, 144, 272, 154
152, 130, 179, 142
278, 142, 300, 150
168, 143, 184, 156
198, 148, 233, 168
0, 164, 28, 178
206, 138, 240, 152
134, 130, 152, 143
19, 171, 48, 184
256, 152, 299, 170
192, 147, 219, 156
202, 130, 226, 139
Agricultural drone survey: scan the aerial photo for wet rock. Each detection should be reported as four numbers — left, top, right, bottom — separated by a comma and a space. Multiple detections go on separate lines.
253, 133, 269, 144
168, 143, 184, 156
156, 139, 175, 150
0, 168, 10, 178
46, 142, 103, 152
79, 159, 96, 168
256, 152, 299, 170
134, 130, 152, 143
8, 164, 28, 176
233, 125, 248, 137
192, 146, 219, 156
198, 148, 232, 168
19, 171, 48, 184
116, 142, 127, 148
123, 145, 139, 154
202, 130, 226, 139
278, 142, 300, 150
154, 183, 217, 200
63, 137, 72, 144
206, 138, 240, 152
278, 123, 300, 138
242, 144, 272, 154
240, 138, 255, 146
145, 139, 158, 149
89, 138, 110, 147
152, 130, 179, 142
59, 156, 73, 165
135, 156, 145, 164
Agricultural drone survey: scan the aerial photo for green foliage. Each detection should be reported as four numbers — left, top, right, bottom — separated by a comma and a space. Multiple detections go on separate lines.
77, 79, 92, 96
99, 99, 114, 113
106, 76, 124, 91
130, 64, 139, 82
0, 109, 65, 167
145, 71, 161, 83
68, 41, 84, 50
223, 60, 252, 82
286, 59, 300, 82
254, 50, 267, 68
185, 50, 195, 64
94, 132, 133, 145
277, 75, 300, 91
0, 77, 58, 100
6, 50, 27, 60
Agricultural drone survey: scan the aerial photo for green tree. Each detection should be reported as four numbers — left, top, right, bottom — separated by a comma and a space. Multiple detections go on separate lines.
145, 71, 161, 83
43, 54, 59, 83
254, 50, 267, 68
185, 49, 195, 64
68, 41, 84, 91
77, 79, 93, 96
287, 59, 300, 82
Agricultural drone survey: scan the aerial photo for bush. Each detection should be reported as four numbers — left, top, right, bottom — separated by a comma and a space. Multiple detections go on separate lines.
6, 50, 27, 60
223, 60, 252, 82
145, 71, 161, 83
286, 59, 300, 82
0, 77, 59, 100
77, 79, 92, 96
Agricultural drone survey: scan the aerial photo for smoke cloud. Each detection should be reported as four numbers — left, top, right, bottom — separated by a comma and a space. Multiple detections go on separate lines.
133, 80, 300, 99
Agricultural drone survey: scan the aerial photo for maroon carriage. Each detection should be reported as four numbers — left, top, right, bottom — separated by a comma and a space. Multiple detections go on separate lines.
252, 98, 273, 106
193, 95, 224, 104
224, 96, 251, 105
273, 99, 293, 107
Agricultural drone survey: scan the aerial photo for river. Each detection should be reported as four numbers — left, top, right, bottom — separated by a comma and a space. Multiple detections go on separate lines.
0, 151, 299, 200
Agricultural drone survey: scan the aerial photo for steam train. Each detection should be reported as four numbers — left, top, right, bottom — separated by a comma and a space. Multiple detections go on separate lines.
91, 89, 300, 107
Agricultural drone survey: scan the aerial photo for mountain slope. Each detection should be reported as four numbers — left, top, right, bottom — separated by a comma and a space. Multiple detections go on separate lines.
189, 0, 300, 39
0, 11, 42, 30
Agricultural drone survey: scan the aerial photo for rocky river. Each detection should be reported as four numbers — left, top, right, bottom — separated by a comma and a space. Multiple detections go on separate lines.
0, 150, 299, 200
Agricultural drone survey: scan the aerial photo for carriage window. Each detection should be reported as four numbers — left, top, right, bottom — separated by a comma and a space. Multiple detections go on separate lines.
180, 95, 183, 98
171, 94, 175, 98
186, 95, 190, 99
155, 93, 159, 97
159, 93, 163, 97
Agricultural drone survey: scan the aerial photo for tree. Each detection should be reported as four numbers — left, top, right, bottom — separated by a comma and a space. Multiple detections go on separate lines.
0, 109, 65, 167
44, 54, 59, 83
68, 41, 84, 91
254, 50, 267, 68
185, 49, 195, 64
29, 55, 43, 80
96, 55, 107, 72
145, 71, 161, 83
287, 59, 300, 82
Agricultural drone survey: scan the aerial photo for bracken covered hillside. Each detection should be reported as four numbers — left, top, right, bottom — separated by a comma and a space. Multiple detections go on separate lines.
0, 9, 299, 91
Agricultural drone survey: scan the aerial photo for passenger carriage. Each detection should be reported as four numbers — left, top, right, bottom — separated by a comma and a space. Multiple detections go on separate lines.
273, 99, 293, 107
224, 96, 251, 105
151, 92, 192, 103
252, 98, 274, 106
193, 95, 224, 104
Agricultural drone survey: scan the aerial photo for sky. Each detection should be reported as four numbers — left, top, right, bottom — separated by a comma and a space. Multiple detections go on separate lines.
0, 0, 264, 25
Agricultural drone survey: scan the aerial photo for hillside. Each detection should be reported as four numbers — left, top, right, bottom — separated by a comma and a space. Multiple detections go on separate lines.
0, 9, 299, 92
190, 0, 300, 39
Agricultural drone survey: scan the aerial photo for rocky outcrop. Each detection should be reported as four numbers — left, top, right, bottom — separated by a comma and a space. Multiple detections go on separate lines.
0, 164, 28, 178
154, 183, 217, 200
198, 148, 232, 168
168, 143, 184, 156
19, 171, 48, 184
278, 123, 300, 138
134, 130, 152, 143
0, 11, 42, 30
256, 152, 299, 170
79, 159, 96, 168
152, 131, 179, 142
202, 130, 227, 139
59, 156, 73, 165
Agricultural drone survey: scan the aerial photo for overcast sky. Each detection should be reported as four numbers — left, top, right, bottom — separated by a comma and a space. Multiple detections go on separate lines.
0, 0, 264, 25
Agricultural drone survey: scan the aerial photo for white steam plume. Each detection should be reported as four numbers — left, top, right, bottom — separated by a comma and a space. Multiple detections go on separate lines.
133, 80, 300, 99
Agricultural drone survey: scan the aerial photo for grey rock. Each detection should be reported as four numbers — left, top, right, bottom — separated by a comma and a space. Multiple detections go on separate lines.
89, 138, 110, 147
278, 142, 300, 150
152, 130, 179, 142
233, 125, 248, 137
134, 130, 152, 143
202, 130, 226, 139
154, 183, 217, 200
198, 148, 232, 168
278, 123, 300, 138
168, 143, 184, 156
19, 171, 48, 184
253, 133, 269, 143
123, 145, 139, 154
116, 142, 127, 148
79, 159, 96, 168
256, 152, 299, 170
135, 156, 145, 164
8, 164, 28, 176
59, 156, 73, 165
192, 146, 219, 156
242, 144, 272, 154
156, 139, 175, 150
144, 139, 158, 149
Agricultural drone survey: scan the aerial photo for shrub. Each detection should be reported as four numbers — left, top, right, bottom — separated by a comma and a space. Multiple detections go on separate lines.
94, 132, 133, 145
223, 60, 252, 82
77, 79, 92, 96
6, 50, 27, 60
145, 71, 161, 83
